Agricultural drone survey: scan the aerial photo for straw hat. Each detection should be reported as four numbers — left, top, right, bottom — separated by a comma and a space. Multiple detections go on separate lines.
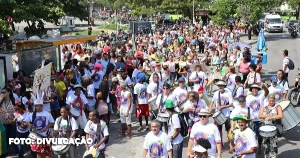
198, 109, 212, 116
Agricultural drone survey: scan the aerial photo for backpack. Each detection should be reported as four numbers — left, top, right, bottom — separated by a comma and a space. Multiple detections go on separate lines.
170, 113, 188, 137
288, 58, 295, 70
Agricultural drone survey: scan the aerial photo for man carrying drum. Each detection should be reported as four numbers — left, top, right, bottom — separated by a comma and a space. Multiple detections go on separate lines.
209, 80, 233, 146
66, 84, 88, 136
245, 83, 269, 153
265, 76, 285, 105
173, 77, 191, 122
147, 73, 163, 120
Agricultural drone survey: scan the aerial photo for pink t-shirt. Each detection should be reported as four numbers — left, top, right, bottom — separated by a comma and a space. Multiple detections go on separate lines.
239, 62, 250, 74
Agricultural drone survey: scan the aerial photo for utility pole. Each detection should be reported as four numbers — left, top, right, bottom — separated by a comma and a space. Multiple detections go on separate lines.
193, 0, 195, 24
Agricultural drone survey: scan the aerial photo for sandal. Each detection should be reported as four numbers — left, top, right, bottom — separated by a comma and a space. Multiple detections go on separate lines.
127, 136, 131, 140
137, 127, 143, 132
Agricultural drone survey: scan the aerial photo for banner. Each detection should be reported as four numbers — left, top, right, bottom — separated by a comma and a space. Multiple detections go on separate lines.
32, 63, 52, 94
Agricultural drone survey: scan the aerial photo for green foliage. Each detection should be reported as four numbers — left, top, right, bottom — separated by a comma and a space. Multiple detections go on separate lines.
211, 0, 238, 25
0, 20, 13, 34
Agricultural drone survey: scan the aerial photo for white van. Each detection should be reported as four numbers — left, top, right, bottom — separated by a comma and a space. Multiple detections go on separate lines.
264, 14, 283, 33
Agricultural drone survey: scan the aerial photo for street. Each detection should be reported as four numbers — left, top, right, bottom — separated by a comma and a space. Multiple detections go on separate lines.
5, 27, 300, 158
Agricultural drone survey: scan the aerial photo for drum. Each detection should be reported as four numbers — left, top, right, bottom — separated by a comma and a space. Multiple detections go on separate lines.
156, 113, 170, 123
83, 146, 99, 158
28, 131, 43, 140
177, 99, 189, 112
279, 101, 300, 131
148, 96, 158, 110
70, 108, 80, 119
212, 111, 227, 125
259, 125, 277, 137
52, 144, 70, 155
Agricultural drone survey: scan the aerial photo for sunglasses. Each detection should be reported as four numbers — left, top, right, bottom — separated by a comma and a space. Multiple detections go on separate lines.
199, 115, 207, 118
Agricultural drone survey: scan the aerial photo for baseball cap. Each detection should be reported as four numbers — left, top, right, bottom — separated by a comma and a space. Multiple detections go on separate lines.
178, 77, 185, 82
271, 76, 278, 83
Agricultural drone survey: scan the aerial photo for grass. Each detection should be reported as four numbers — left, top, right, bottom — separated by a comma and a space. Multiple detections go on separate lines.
281, 16, 296, 21
99, 23, 129, 31
62, 30, 102, 36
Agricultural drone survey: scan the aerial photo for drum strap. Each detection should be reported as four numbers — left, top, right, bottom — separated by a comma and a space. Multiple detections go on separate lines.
247, 107, 250, 126
57, 116, 72, 137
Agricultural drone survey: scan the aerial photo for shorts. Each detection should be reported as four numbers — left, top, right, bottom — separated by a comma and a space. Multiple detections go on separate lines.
31, 142, 51, 154
120, 113, 132, 125
136, 104, 149, 117
76, 112, 87, 129
252, 121, 262, 136
87, 105, 95, 111
217, 119, 231, 132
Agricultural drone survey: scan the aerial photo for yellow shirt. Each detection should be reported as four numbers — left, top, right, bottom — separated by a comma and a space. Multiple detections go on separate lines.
54, 81, 66, 100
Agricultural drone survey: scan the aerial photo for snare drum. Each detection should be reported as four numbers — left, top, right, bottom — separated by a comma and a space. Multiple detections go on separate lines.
259, 125, 277, 137
52, 144, 70, 155
70, 108, 80, 119
148, 96, 158, 110
212, 111, 227, 125
279, 101, 300, 131
156, 113, 170, 123
28, 131, 43, 140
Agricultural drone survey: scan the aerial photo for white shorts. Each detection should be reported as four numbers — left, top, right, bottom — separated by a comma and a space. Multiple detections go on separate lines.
120, 113, 132, 125
76, 112, 87, 129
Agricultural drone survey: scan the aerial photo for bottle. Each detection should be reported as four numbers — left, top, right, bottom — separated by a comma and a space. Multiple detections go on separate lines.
262, 51, 267, 64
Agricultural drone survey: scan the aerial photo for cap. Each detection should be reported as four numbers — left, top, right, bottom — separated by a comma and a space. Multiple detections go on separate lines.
137, 73, 146, 83
34, 98, 44, 105
237, 95, 246, 102
94, 63, 102, 70
178, 77, 185, 82
165, 100, 175, 108
94, 50, 100, 55
192, 145, 207, 153
215, 80, 227, 86
271, 76, 278, 83
233, 114, 251, 122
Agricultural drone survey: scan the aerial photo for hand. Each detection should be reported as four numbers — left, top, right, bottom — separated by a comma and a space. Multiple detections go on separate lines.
124, 111, 129, 117
85, 144, 89, 150
217, 106, 224, 110
93, 144, 100, 149
186, 151, 193, 158
229, 147, 234, 153
136, 105, 140, 109
149, 106, 152, 112
237, 154, 242, 158
39, 126, 48, 133
265, 117, 272, 121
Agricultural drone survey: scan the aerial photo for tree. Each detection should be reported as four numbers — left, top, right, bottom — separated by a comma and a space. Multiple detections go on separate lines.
288, 0, 300, 20
0, 20, 13, 35
211, 0, 238, 25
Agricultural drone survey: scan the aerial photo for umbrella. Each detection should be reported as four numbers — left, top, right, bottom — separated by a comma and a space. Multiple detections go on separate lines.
256, 28, 267, 51
228, 42, 252, 50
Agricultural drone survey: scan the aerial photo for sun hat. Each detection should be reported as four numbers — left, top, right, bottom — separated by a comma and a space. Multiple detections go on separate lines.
249, 83, 261, 91
73, 84, 85, 91
215, 80, 227, 86
192, 145, 207, 153
165, 100, 175, 108
233, 114, 251, 122
198, 108, 212, 116
271, 76, 278, 83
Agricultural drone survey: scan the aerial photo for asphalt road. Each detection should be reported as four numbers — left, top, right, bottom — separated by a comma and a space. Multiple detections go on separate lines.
5, 27, 300, 158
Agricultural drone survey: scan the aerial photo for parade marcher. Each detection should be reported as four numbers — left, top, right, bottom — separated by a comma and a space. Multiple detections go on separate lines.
24, 97, 54, 158
209, 80, 233, 145
190, 138, 211, 158
277, 70, 289, 100
258, 94, 283, 157
232, 76, 245, 109
92, 63, 104, 94
244, 64, 261, 89
229, 114, 257, 158
134, 73, 149, 131
53, 106, 78, 158
187, 109, 222, 158
143, 120, 172, 158
282, 49, 290, 82
118, 82, 133, 139
66, 84, 88, 136
84, 110, 109, 158
173, 77, 191, 121
165, 100, 183, 158
246, 83, 269, 153
223, 66, 237, 92
147, 73, 163, 119
265, 76, 285, 105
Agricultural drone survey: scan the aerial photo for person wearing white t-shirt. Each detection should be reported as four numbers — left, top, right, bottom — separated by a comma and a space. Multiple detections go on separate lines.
277, 70, 289, 100
143, 120, 172, 158
66, 85, 88, 130
134, 73, 149, 131
265, 76, 285, 105
232, 76, 245, 109
149, 63, 168, 85
209, 80, 233, 145
223, 66, 237, 92
165, 100, 183, 158
53, 107, 78, 158
86, 78, 96, 112
188, 65, 208, 94
84, 111, 109, 158
173, 77, 191, 123
119, 82, 133, 139
187, 109, 222, 158
282, 50, 290, 81
244, 64, 261, 89
147, 73, 163, 111
91, 63, 104, 94
24, 98, 55, 158
229, 114, 257, 158
246, 83, 269, 153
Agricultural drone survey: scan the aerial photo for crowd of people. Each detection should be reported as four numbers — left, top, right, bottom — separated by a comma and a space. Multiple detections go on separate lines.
0, 19, 292, 158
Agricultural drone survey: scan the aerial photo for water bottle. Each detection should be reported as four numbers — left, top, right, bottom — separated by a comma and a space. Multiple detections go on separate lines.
262, 51, 267, 64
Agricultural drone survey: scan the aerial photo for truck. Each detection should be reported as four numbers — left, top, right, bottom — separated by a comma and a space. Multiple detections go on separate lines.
264, 14, 283, 33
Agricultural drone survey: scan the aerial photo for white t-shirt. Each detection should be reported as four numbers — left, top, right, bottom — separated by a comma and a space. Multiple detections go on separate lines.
92, 70, 104, 89
156, 93, 176, 113
87, 84, 96, 107
147, 82, 163, 98
84, 120, 109, 150
134, 82, 148, 104
184, 99, 207, 121
277, 79, 289, 91
246, 94, 265, 121
120, 90, 133, 114
189, 71, 207, 91
53, 116, 78, 138
234, 128, 257, 158
168, 114, 183, 144
190, 121, 221, 158
230, 106, 254, 129
143, 131, 172, 158
212, 91, 233, 117
149, 71, 168, 85
225, 73, 237, 92
66, 93, 88, 112
173, 86, 191, 103
22, 94, 35, 111
247, 72, 261, 85
13, 93, 22, 102
14, 112, 30, 133
265, 84, 285, 105
283, 57, 289, 73
24, 110, 55, 137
